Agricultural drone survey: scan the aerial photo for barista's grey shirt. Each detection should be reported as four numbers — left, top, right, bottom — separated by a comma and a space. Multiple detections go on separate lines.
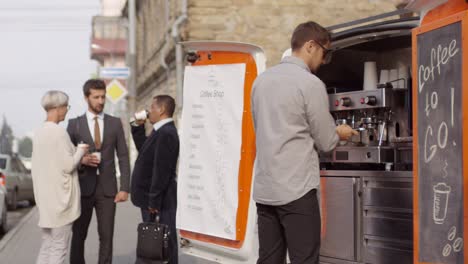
251, 56, 339, 206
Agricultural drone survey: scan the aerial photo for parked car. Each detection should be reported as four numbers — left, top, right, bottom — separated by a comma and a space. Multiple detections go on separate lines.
0, 154, 34, 210
0, 173, 7, 234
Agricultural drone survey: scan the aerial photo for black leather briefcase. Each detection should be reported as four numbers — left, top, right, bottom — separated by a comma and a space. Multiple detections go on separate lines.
136, 214, 170, 263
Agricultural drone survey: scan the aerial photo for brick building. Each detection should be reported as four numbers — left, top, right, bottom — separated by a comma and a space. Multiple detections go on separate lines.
122, 0, 405, 117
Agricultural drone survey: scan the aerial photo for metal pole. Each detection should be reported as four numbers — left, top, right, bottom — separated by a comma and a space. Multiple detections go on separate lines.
127, 0, 137, 167
128, 0, 136, 114
172, 0, 187, 118
110, 51, 115, 66
103, 48, 114, 66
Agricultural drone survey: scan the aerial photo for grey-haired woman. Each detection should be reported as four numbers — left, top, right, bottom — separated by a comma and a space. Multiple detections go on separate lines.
32, 90, 88, 264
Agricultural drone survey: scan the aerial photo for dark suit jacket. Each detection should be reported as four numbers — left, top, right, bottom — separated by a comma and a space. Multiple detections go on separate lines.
67, 114, 130, 197
131, 121, 179, 210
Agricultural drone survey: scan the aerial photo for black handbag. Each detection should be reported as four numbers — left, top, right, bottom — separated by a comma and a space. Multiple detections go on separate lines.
136, 213, 170, 263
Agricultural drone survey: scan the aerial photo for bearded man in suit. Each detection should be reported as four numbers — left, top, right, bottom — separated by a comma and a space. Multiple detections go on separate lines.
67, 79, 130, 264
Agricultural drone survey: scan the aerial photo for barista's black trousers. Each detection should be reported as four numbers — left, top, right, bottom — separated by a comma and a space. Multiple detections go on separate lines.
256, 189, 320, 264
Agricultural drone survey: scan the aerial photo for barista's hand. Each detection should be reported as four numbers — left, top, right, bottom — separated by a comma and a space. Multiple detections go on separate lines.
336, 124, 359, 140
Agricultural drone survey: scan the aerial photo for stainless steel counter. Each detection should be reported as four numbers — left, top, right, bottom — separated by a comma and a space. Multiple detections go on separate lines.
319, 170, 413, 264
320, 170, 412, 178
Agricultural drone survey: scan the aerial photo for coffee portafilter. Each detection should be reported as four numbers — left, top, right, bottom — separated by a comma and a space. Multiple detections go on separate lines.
344, 117, 387, 146
357, 121, 387, 146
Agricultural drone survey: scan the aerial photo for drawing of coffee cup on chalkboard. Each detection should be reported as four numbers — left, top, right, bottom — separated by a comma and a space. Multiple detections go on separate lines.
433, 183, 451, 224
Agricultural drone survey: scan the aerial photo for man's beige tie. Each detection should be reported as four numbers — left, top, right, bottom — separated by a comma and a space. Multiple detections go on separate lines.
94, 116, 102, 150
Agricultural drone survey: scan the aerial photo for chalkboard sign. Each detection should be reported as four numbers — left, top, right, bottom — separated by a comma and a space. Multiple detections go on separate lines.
417, 22, 464, 263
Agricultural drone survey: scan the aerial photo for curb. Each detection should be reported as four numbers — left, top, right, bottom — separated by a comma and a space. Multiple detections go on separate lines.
0, 206, 37, 252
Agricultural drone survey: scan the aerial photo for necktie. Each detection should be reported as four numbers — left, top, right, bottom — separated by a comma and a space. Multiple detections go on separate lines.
94, 116, 101, 150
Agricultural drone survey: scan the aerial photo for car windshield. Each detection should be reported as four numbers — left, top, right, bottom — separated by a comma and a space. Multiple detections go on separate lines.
0, 158, 6, 169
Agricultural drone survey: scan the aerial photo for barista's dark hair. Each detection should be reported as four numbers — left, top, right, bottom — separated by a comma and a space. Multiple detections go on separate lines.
83, 79, 106, 97
291, 21, 331, 51
154, 95, 176, 117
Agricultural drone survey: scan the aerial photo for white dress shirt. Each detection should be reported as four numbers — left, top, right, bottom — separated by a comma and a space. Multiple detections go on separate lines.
86, 111, 104, 143
153, 118, 173, 132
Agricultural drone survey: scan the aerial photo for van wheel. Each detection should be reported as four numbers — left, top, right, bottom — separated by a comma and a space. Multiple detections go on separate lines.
8, 190, 17, 211
0, 202, 7, 235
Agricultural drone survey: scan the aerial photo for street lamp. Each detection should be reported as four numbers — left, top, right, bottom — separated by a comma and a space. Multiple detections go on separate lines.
91, 43, 115, 66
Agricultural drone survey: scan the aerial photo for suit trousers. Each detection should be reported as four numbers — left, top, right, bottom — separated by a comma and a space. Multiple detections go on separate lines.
70, 181, 116, 264
256, 189, 321, 264
139, 209, 178, 264
36, 224, 72, 264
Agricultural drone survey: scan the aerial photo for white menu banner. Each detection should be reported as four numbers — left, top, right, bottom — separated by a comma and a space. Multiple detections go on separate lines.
177, 63, 246, 240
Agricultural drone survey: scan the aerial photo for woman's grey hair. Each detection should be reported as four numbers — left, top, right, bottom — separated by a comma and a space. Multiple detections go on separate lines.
41, 90, 69, 111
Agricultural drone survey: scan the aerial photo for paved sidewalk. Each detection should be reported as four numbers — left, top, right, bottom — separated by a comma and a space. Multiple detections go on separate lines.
0, 201, 140, 264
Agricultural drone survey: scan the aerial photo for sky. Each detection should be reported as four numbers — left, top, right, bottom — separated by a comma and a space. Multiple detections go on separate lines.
0, 0, 101, 138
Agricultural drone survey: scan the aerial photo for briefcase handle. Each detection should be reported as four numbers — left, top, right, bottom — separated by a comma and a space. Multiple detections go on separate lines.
149, 211, 160, 223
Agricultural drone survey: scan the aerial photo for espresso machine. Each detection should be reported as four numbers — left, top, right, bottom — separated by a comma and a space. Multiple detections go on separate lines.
319, 86, 414, 264
320, 87, 412, 168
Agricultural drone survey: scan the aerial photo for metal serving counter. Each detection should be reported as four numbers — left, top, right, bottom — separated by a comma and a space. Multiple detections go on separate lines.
319, 170, 413, 264
320, 170, 412, 178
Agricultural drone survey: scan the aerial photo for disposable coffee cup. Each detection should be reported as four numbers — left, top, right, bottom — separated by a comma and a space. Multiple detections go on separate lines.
76, 143, 89, 157
134, 110, 149, 121
78, 143, 88, 149
389, 69, 398, 88
379, 69, 389, 84
92, 152, 101, 163
397, 65, 409, 89
363, 61, 378, 91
